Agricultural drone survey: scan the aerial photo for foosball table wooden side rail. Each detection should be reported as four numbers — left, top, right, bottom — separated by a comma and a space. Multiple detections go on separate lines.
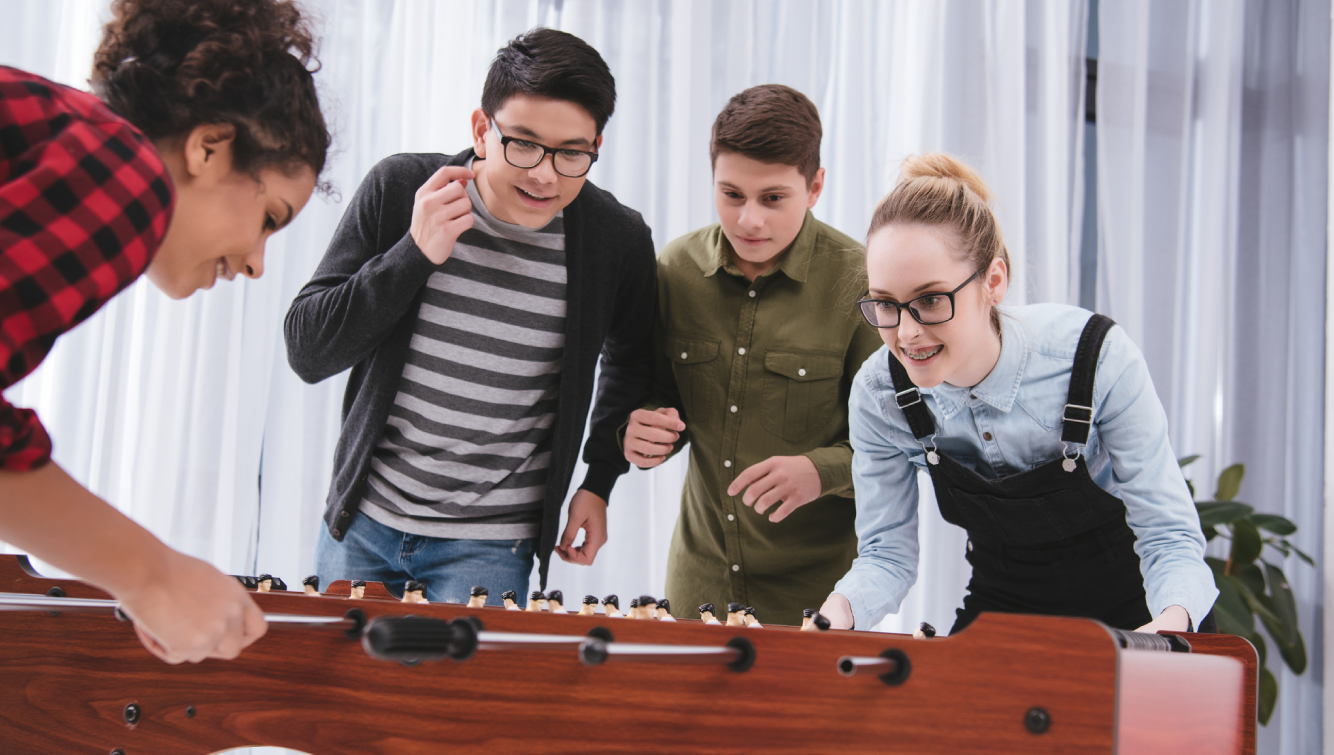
0, 556, 1256, 754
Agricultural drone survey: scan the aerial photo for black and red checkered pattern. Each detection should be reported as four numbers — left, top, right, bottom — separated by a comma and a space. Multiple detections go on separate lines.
1, 66, 174, 471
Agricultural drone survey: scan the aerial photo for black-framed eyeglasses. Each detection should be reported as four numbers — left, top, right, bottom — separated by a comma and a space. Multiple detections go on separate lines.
489, 118, 598, 178
856, 267, 986, 328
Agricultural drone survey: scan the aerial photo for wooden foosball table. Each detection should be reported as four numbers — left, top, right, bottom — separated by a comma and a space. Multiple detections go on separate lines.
0, 556, 1256, 754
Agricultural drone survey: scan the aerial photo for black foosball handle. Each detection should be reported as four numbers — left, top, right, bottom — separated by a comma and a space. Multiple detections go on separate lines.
362, 615, 479, 664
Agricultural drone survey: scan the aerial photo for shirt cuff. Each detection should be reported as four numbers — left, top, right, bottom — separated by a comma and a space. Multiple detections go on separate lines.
579, 461, 622, 503
0, 405, 53, 472
802, 445, 854, 497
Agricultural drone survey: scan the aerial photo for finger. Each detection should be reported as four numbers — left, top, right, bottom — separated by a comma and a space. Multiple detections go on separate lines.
558, 513, 582, 550
555, 545, 577, 564
134, 623, 174, 664
741, 475, 779, 508
629, 425, 680, 445
752, 486, 785, 516
656, 407, 687, 431
768, 498, 802, 523
729, 459, 775, 498
435, 195, 474, 223
625, 442, 672, 465
633, 409, 683, 430
627, 451, 666, 469
422, 165, 475, 193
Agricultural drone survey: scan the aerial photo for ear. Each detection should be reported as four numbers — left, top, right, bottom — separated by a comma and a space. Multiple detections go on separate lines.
593, 133, 603, 153
985, 254, 1010, 305
181, 123, 237, 178
806, 167, 826, 208
470, 109, 490, 157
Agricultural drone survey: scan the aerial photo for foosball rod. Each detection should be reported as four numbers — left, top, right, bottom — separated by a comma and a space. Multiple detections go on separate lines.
0, 592, 359, 629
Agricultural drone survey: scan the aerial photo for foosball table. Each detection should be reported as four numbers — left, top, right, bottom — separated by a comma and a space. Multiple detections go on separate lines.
0, 556, 1256, 754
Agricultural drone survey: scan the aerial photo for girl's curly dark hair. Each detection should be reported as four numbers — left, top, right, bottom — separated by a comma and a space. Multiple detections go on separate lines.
91, 0, 329, 186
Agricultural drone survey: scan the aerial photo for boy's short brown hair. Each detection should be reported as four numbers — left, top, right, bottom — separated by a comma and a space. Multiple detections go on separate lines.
710, 84, 822, 184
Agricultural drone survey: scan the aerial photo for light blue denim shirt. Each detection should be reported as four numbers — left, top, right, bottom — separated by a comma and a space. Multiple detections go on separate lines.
833, 303, 1219, 630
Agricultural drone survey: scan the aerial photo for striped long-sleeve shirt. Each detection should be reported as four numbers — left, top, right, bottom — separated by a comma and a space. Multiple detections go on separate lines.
360, 176, 565, 539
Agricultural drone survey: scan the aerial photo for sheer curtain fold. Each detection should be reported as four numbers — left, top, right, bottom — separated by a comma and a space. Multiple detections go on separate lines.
1098, 1, 1328, 752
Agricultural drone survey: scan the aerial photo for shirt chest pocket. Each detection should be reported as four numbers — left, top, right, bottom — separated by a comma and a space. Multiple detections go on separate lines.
761, 350, 844, 444
669, 337, 721, 416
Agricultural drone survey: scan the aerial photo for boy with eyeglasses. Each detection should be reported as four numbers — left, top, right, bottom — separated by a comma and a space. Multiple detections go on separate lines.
286, 29, 656, 609
623, 85, 882, 625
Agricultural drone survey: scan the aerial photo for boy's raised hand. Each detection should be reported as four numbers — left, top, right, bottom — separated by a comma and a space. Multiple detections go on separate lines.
410, 165, 476, 265
728, 455, 823, 523
623, 407, 686, 468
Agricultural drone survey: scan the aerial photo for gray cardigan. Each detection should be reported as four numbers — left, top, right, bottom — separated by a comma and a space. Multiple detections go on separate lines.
284, 149, 656, 586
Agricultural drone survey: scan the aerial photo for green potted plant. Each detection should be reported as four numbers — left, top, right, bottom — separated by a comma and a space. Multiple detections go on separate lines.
1180, 456, 1313, 724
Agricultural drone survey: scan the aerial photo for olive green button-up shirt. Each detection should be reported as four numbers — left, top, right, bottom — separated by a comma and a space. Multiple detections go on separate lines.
652, 212, 883, 626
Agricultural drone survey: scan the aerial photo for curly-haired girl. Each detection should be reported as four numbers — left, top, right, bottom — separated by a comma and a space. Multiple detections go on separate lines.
0, 0, 330, 663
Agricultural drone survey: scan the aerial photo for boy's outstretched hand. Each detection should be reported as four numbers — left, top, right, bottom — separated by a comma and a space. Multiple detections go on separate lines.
623, 407, 685, 468
728, 455, 823, 523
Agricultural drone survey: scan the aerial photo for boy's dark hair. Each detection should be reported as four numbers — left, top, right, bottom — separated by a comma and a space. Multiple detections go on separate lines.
481, 28, 617, 135
710, 84, 822, 185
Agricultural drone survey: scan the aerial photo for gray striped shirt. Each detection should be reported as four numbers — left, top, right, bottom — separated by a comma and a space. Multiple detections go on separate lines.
360, 176, 566, 539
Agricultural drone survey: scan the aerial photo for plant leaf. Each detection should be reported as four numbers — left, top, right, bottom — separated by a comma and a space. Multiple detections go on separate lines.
1250, 514, 1297, 536
1178, 454, 1201, 468
1233, 563, 1265, 599
1229, 520, 1264, 566
1257, 666, 1277, 726
1185, 478, 1196, 499
1201, 524, 1218, 541
1260, 563, 1307, 675
1210, 575, 1255, 636
1225, 575, 1281, 625
1279, 539, 1316, 567
1197, 502, 1255, 527
1214, 463, 1244, 501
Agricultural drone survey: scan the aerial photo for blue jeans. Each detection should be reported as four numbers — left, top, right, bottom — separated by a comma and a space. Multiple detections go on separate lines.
315, 513, 535, 607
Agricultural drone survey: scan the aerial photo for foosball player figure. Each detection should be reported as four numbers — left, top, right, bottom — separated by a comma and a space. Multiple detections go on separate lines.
656, 598, 676, 622
349, 580, 367, 600
800, 608, 816, 631
402, 581, 428, 604
502, 590, 520, 610
742, 606, 762, 628
467, 586, 489, 609
913, 622, 937, 639
547, 590, 566, 613
527, 591, 547, 612
626, 597, 640, 619
725, 602, 746, 627
302, 575, 320, 596
256, 575, 274, 593
699, 603, 722, 625
579, 595, 599, 616
603, 594, 623, 618
638, 595, 658, 619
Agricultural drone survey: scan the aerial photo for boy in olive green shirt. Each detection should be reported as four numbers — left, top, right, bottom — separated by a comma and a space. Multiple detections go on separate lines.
624, 85, 882, 625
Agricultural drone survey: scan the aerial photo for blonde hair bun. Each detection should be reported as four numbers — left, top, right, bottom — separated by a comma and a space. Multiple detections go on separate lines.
896, 152, 993, 206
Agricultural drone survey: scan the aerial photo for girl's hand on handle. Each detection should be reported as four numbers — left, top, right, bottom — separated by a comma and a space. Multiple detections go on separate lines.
819, 593, 855, 630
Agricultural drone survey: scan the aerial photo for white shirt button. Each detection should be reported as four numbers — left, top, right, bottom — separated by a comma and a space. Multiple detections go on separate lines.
728, 514, 735, 521
798, 368, 806, 376
748, 290, 757, 298
738, 347, 746, 355
732, 564, 740, 572
730, 405, 738, 413
724, 460, 732, 468
681, 352, 688, 359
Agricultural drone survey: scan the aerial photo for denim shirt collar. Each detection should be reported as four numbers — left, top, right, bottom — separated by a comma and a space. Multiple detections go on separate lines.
920, 308, 1027, 418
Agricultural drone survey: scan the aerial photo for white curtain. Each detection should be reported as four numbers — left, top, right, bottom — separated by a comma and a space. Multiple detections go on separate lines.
1097, 1, 1329, 752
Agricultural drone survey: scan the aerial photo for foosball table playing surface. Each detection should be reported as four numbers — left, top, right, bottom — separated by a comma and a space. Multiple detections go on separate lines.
0, 556, 1256, 754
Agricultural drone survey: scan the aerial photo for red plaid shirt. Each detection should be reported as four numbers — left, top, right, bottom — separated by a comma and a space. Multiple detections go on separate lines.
1, 67, 174, 471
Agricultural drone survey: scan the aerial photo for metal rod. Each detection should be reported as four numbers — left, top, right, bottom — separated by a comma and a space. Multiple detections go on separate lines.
476, 630, 591, 650
837, 655, 898, 677
0, 592, 354, 628
596, 642, 742, 664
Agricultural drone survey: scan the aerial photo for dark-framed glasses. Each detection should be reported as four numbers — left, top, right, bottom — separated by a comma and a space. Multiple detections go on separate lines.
489, 118, 598, 178
856, 267, 987, 328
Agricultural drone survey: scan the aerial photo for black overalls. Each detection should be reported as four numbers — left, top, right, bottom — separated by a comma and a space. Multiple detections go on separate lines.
887, 315, 1155, 635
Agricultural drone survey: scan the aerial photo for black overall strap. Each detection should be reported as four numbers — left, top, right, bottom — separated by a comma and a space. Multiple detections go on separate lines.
1061, 314, 1116, 445
885, 351, 936, 441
